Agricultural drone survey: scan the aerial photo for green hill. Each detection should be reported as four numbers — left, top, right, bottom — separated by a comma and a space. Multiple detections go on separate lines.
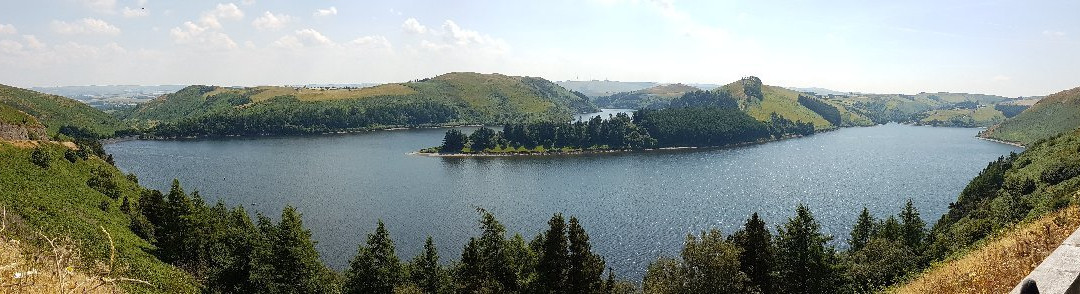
0, 84, 127, 137
593, 83, 700, 109
0, 142, 198, 292
830, 92, 1017, 127
696, 77, 874, 129
980, 86, 1080, 145
121, 72, 598, 137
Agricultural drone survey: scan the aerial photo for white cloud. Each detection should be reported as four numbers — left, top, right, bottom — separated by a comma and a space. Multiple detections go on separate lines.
252, 11, 293, 31
1042, 30, 1066, 37
443, 20, 492, 46
170, 21, 237, 50
313, 6, 338, 17
241, 0, 256, 5
51, 18, 121, 35
992, 75, 1011, 82
402, 18, 427, 34
79, 0, 117, 13
23, 35, 45, 49
349, 35, 391, 50
274, 29, 335, 49
0, 24, 16, 35
200, 3, 245, 29
0, 40, 23, 53
122, 7, 149, 18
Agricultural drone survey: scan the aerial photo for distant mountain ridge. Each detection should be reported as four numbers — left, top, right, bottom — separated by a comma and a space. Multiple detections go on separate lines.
593, 83, 700, 109
121, 72, 598, 137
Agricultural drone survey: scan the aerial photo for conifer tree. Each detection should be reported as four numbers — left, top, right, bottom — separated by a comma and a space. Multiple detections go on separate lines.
730, 212, 775, 293
899, 199, 926, 250
849, 207, 875, 251
776, 204, 842, 294
537, 213, 568, 293
567, 217, 605, 294
410, 236, 446, 294
344, 220, 404, 294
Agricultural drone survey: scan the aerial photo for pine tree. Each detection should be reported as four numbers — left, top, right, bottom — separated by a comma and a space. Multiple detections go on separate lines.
269, 206, 334, 293
730, 212, 775, 293
567, 217, 604, 294
776, 204, 842, 294
681, 229, 750, 293
344, 220, 403, 294
877, 216, 902, 242
899, 199, 926, 250
537, 213, 569, 293
410, 236, 445, 294
850, 207, 875, 251
441, 129, 468, 153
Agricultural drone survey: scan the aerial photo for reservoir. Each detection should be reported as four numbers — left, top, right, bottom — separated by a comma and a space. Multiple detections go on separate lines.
105, 121, 1021, 279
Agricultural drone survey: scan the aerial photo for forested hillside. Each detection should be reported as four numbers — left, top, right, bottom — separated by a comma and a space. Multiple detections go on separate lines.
592, 84, 699, 109
0, 84, 127, 137
120, 72, 598, 138
980, 86, 1080, 145
679, 77, 874, 129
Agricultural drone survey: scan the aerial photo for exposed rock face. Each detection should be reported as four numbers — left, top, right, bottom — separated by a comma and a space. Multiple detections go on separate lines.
0, 123, 47, 141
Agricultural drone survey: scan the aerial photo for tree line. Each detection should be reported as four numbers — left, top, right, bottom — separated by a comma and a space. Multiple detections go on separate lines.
797, 95, 842, 126
439, 108, 816, 153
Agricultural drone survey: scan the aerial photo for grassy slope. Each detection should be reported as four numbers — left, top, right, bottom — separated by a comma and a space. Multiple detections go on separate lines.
0, 142, 197, 293
0, 103, 39, 126
721, 80, 873, 129
0, 84, 126, 137
981, 86, 1080, 145
122, 72, 597, 126
593, 83, 700, 109
918, 106, 1006, 127
895, 205, 1079, 293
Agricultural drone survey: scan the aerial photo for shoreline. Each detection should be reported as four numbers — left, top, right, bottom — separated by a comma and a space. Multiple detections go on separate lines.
975, 136, 1025, 148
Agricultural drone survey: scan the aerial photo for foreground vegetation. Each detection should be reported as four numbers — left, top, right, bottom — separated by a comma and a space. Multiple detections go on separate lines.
895, 204, 1079, 293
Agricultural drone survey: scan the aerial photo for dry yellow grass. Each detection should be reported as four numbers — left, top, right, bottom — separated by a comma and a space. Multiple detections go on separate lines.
0, 207, 147, 293
893, 204, 1080, 294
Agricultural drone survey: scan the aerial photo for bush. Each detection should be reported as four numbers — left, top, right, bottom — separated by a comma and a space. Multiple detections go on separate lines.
1040, 162, 1080, 185
87, 166, 121, 199
30, 147, 50, 168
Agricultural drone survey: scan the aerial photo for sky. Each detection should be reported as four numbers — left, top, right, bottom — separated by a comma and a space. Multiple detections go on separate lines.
0, 0, 1077, 97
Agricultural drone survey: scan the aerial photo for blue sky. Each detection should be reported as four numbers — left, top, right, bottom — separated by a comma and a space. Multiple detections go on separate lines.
0, 0, 1076, 97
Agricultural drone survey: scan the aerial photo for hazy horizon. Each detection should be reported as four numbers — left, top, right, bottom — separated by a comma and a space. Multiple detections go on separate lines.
2, 0, 1078, 97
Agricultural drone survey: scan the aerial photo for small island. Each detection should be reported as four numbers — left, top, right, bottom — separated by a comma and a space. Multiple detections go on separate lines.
419, 107, 817, 156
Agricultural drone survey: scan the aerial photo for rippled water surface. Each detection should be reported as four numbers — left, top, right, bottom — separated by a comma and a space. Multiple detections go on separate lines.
105, 122, 1021, 279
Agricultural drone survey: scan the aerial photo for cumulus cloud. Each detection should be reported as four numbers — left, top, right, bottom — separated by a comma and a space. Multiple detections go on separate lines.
349, 35, 392, 50
0, 40, 23, 53
200, 3, 245, 29
23, 35, 45, 49
0, 24, 16, 35
122, 6, 149, 18
170, 21, 237, 50
252, 11, 293, 31
402, 18, 427, 34
274, 29, 335, 49
79, 0, 117, 13
52, 18, 121, 35
169, 3, 246, 50
313, 6, 338, 17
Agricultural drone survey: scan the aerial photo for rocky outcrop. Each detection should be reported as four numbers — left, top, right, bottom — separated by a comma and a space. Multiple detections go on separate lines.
0, 122, 47, 141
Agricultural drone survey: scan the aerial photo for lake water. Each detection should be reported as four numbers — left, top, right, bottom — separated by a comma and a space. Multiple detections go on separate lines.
105, 122, 1021, 280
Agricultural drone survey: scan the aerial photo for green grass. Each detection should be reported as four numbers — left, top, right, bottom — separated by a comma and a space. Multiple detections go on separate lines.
593, 84, 700, 109
918, 107, 1005, 127
724, 81, 873, 129
982, 86, 1080, 145
0, 84, 126, 137
0, 143, 198, 293
0, 103, 38, 126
